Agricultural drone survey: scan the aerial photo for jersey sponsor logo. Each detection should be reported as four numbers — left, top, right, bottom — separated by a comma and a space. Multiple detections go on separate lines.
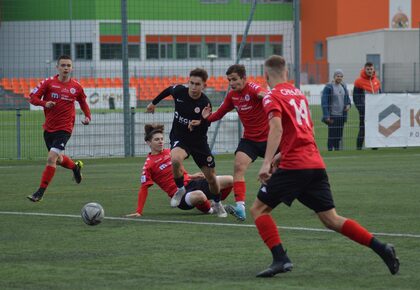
51, 93, 59, 99
51, 85, 61, 89
174, 111, 193, 126
239, 105, 252, 111
141, 175, 147, 184
70, 88, 76, 94
194, 107, 200, 113
176, 98, 184, 103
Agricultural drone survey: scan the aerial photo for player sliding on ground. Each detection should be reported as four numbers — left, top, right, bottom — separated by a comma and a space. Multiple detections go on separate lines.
250, 55, 399, 277
146, 68, 227, 217
126, 124, 233, 217
201, 64, 268, 221
27, 55, 91, 202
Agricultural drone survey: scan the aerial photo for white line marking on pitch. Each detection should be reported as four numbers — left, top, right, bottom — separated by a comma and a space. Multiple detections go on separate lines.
1, 210, 419, 239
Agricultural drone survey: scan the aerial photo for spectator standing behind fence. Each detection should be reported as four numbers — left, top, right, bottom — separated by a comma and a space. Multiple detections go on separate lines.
353, 62, 381, 150
321, 69, 351, 151
26, 55, 91, 202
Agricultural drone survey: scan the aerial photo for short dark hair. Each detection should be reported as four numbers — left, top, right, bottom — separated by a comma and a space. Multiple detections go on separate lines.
226, 64, 246, 78
190, 68, 208, 82
364, 62, 374, 68
144, 123, 164, 142
57, 55, 72, 65
264, 55, 286, 74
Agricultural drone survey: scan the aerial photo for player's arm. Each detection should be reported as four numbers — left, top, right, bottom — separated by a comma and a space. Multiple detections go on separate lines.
259, 113, 282, 184
28, 80, 54, 108
77, 88, 91, 125
204, 95, 234, 122
146, 86, 174, 113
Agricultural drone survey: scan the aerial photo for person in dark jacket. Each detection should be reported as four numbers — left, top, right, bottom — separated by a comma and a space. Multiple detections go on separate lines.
353, 62, 381, 150
321, 69, 351, 151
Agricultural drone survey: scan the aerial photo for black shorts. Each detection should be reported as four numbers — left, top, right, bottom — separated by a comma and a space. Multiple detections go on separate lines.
178, 178, 215, 210
257, 169, 335, 213
43, 130, 71, 152
170, 132, 215, 168
235, 138, 267, 162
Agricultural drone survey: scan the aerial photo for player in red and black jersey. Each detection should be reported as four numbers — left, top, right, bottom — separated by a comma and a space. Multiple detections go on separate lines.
126, 124, 233, 217
146, 68, 227, 217
201, 64, 268, 221
27, 55, 91, 202
250, 55, 399, 277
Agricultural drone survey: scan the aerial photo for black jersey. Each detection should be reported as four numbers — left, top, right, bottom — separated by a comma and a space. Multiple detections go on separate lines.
152, 85, 211, 142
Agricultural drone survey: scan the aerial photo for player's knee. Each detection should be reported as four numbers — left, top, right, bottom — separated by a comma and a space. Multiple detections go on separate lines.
171, 158, 182, 169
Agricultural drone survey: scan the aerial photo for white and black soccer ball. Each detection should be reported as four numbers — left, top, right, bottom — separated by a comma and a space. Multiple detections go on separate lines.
81, 202, 104, 226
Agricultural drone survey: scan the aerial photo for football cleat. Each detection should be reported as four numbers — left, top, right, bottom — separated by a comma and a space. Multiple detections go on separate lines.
73, 160, 84, 184
170, 187, 186, 208
212, 201, 228, 218
26, 189, 45, 202
256, 258, 293, 278
225, 204, 246, 221
379, 244, 400, 275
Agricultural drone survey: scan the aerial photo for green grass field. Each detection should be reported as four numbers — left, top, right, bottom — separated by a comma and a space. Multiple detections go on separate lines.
1, 149, 420, 289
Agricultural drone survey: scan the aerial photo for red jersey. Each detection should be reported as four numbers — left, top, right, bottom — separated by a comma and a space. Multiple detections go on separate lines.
207, 82, 269, 142
29, 75, 91, 133
262, 82, 325, 169
137, 149, 190, 213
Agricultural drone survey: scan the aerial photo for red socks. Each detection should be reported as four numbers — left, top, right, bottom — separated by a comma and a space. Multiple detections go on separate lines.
341, 219, 373, 246
233, 181, 246, 203
255, 214, 282, 250
40, 165, 56, 189
220, 186, 233, 201
196, 200, 211, 213
60, 155, 76, 170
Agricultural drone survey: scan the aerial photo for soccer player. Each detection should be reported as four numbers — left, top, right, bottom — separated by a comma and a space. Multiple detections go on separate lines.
126, 124, 233, 217
27, 55, 91, 202
250, 55, 399, 277
201, 64, 268, 221
146, 68, 227, 217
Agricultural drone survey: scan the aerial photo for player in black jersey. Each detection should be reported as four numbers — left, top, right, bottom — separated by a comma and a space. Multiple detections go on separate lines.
146, 68, 227, 217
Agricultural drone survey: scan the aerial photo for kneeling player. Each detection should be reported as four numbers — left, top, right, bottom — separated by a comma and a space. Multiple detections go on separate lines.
126, 124, 233, 217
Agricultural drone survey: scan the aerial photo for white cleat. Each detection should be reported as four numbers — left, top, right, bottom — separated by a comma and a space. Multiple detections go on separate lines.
170, 187, 186, 208
212, 201, 228, 218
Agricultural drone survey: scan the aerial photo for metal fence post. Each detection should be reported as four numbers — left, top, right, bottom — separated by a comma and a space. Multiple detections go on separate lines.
16, 108, 21, 160
130, 107, 135, 157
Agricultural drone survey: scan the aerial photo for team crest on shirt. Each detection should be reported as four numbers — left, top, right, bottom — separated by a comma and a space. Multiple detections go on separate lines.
70, 88, 76, 94
244, 94, 250, 101
194, 107, 200, 113
206, 156, 213, 163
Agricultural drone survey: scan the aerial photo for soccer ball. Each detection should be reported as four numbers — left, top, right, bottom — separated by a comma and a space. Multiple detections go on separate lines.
81, 202, 104, 226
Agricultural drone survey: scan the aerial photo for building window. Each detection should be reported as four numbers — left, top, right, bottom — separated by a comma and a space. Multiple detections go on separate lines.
53, 43, 71, 60
99, 22, 141, 60
315, 41, 324, 60
75, 43, 92, 60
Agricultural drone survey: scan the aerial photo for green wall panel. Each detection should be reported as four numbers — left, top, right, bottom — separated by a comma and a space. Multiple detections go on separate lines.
2, 0, 292, 21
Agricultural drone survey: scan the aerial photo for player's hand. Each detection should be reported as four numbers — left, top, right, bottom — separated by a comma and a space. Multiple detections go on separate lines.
126, 212, 142, 217
146, 103, 155, 113
189, 172, 205, 180
344, 104, 351, 112
81, 116, 90, 125
202, 104, 212, 119
45, 101, 56, 108
258, 162, 272, 185
188, 120, 201, 131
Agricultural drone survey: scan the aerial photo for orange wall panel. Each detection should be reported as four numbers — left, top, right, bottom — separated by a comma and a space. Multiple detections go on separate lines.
413, 0, 420, 28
